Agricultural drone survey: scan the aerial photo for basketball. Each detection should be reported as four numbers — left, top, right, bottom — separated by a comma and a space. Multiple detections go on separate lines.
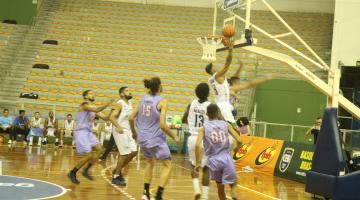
222, 24, 236, 38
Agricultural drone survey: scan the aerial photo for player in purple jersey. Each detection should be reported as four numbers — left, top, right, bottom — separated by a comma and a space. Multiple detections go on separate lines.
67, 90, 120, 184
195, 104, 242, 200
129, 77, 180, 200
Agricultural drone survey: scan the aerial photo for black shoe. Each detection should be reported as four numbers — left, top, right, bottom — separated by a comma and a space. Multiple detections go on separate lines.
55, 142, 59, 146
68, 171, 80, 184
42, 140, 47, 145
82, 170, 94, 181
112, 176, 126, 186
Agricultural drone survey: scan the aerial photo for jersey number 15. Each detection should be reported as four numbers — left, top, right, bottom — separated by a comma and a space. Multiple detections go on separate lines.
142, 105, 151, 117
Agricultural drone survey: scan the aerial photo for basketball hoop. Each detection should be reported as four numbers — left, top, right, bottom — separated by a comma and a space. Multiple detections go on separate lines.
197, 36, 222, 62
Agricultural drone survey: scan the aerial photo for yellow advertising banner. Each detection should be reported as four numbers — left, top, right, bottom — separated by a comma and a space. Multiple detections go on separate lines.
234, 136, 284, 175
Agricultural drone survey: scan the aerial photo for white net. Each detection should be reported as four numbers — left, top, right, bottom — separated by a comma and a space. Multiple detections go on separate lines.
196, 36, 222, 62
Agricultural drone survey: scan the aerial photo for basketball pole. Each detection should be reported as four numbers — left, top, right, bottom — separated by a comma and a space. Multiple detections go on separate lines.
212, 0, 218, 36
239, 46, 360, 120
245, 0, 252, 29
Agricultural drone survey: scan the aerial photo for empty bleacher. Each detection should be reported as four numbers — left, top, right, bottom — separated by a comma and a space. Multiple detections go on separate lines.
1, 0, 333, 118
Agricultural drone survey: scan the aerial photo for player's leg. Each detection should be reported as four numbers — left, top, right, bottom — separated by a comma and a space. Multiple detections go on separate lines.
216, 182, 226, 200
202, 166, 211, 200
112, 131, 136, 185
54, 129, 60, 146
154, 142, 172, 200
68, 153, 92, 184
59, 129, 64, 147
143, 157, 155, 200
81, 143, 102, 180
112, 153, 129, 185
99, 134, 115, 161
230, 182, 238, 200
223, 155, 238, 199
188, 135, 201, 199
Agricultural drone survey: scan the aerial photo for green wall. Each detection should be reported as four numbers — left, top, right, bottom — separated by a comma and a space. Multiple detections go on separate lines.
254, 79, 327, 143
0, 0, 37, 25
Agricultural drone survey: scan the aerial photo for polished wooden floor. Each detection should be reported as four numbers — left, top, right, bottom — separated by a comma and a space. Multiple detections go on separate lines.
0, 144, 313, 200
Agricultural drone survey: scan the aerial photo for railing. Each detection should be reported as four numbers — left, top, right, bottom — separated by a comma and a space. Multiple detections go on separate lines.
251, 120, 360, 150
1, 97, 360, 149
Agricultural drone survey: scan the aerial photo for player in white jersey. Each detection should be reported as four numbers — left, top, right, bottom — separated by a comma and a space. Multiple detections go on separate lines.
109, 86, 138, 186
182, 83, 211, 200
100, 121, 113, 146
206, 47, 273, 126
62, 114, 76, 147
205, 42, 235, 124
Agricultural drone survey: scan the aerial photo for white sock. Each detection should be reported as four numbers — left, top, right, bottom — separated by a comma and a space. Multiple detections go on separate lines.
113, 174, 119, 178
43, 137, 47, 142
192, 178, 200, 194
55, 138, 59, 142
202, 186, 209, 199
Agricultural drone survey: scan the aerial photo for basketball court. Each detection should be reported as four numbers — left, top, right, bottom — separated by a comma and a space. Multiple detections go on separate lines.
0, 0, 360, 199
0, 145, 312, 200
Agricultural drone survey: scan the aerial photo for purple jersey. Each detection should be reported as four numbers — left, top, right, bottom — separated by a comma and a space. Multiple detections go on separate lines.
136, 94, 165, 148
203, 119, 237, 184
75, 110, 96, 132
203, 120, 231, 157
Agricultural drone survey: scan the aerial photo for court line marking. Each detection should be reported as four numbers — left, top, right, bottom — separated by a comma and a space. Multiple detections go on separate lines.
0, 175, 68, 200
173, 163, 281, 200
237, 184, 281, 200
100, 164, 136, 200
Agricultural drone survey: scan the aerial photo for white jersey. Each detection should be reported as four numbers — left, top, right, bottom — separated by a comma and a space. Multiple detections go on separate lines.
65, 120, 74, 130
31, 117, 44, 129
104, 123, 113, 133
208, 73, 230, 103
187, 99, 211, 135
115, 99, 132, 131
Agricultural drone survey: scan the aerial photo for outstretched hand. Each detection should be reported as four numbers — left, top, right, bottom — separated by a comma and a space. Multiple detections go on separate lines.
222, 37, 234, 48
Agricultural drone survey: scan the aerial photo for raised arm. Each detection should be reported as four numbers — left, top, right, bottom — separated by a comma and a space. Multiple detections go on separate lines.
233, 59, 244, 78
195, 127, 205, 172
82, 98, 114, 113
158, 99, 180, 143
215, 46, 233, 82
231, 76, 273, 92
96, 111, 111, 121
182, 104, 191, 124
109, 104, 124, 133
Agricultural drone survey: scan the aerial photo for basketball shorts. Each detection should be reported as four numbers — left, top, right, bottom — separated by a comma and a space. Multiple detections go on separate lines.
75, 130, 100, 154
113, 129, 137, 156
217, 102, 236, 123
187, 135, 208, 167
141, 141, 171, 160
208, 153, 237, 184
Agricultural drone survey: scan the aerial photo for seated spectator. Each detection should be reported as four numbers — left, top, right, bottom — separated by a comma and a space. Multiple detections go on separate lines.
92, 117, 102, 139
100, 121, 113, 146
236, 117, 251, 136
62, 114, 76, 147
11, 110, 30, 147
44, 111, 59, 146
28, 112, 45, 146
0, 109, 13, 144
306, 117, 322, 144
